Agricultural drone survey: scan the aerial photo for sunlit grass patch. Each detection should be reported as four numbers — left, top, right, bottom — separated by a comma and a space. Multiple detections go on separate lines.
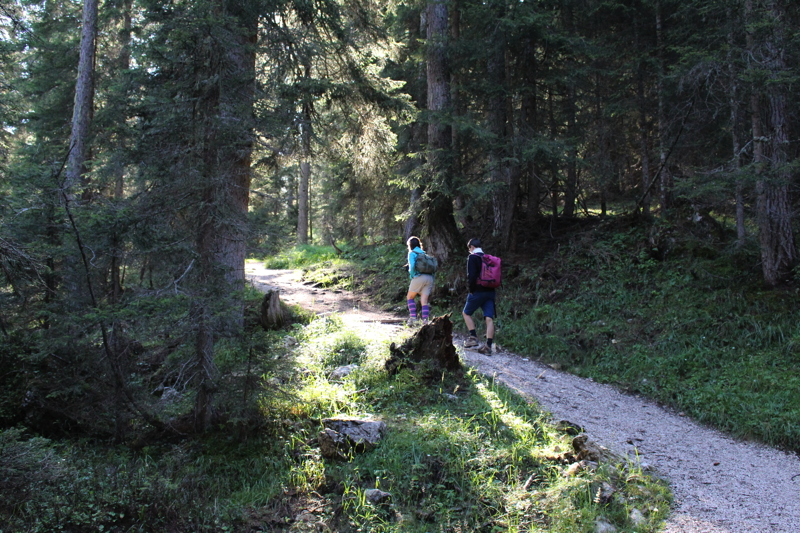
276, 314, 670, 532
0, 306, 670, 532
489, 222, 800, 451
256, 244, 343, 269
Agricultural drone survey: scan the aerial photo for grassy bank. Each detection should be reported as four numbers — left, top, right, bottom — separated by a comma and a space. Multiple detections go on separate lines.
0, 314, 669, 532
286, 218, 800, 452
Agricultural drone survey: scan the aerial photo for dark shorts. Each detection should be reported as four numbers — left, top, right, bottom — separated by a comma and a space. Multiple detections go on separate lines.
463, 291, 495, 319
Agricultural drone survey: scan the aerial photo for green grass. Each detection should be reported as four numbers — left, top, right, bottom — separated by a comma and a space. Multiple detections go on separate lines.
492, 223, 800, 451
255, 244, 343, 269
0, 314, 670, 532
277, 223, 800, 452
261, 314, 671, 532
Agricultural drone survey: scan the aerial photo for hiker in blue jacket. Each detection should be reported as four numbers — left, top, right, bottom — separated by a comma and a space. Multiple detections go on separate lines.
405, 236, 433, 325
462, 238, 495, 354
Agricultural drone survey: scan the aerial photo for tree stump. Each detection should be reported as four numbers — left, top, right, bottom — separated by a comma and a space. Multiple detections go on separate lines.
385, 314, 460, 377
259, 289, 289, 330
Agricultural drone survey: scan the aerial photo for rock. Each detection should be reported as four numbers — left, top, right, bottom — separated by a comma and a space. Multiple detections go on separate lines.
295, 510, 316, 523
563, 459, 599, 477
572, 434, 614, 462
283, 336, 298, 347
629, 508, 646, 526
330, 364, 358, 380
365, 488, 391, 505
563, 460, 586, 477
595, 517, 619, 532
594, 481, 616, 505
318, 418, 387, 459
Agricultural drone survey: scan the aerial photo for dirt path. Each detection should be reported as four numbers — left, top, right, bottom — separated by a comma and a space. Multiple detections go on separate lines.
246, 263, 800, 533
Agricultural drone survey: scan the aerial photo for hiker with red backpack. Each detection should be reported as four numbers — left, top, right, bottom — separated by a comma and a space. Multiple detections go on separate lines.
462, 238, 501, 355
405, 236, 436, 325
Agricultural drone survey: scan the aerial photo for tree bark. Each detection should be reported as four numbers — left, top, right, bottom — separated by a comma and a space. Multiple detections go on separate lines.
65, 0, 99, 195
111, 0, 132, 305
637, 66, 651, 218
487, 6, 518, 251
424, 0, 461, 262
260, 289, 289, 330
297, 92, 312, 245
656, 1, 672, 215
193, 1, 258, 429
727, 5, 746, 247
404, 187, 422, 240
547, 87, 559, 222
562, 4, 577, 218
298, 160, 310, 244
520, 35, 541, 227
747, 0, 796, 286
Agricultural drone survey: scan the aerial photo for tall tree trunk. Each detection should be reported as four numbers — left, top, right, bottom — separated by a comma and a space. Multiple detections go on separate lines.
424, 0, 461, 262
404, 11, 427, 240
404, 187, 421, 240
593, 68, 611, 218
450, 0, 466, 230
561, 3, 577, 218
65, 0, 98, 195
656, 1, 672, 215
547, 87, 559, 222
637, 65, 651, 218
520, 35, 541, 227
297, 86, 312, 244
297, 161, 310, 244
356, 185, 365, 245
193, 2, 258, 430
487, 11, 516, 250
111, 0, 132, 305
563, 88, 577, 217
747, 0, 796, 286
727, 6, 746, 247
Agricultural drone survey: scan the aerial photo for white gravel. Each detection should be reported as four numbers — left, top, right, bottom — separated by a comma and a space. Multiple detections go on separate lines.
247, 264, 800, 532
459, 345, 800, 533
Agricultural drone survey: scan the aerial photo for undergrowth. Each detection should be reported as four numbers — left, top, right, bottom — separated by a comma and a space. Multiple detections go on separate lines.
0, 314, 670, 532
314, 218, 800, 451
494, 221, 800, 451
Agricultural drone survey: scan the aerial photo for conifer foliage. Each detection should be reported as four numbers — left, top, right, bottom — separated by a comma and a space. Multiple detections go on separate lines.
1, 0, 799, 438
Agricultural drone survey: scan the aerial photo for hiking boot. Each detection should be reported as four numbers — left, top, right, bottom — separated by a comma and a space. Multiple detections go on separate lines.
464, 336, 480, 348
476, 343, 492, 355
406, 317, 419, 327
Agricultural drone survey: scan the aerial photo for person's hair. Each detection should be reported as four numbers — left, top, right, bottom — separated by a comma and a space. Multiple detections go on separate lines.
407, 236, 422, 250
467, 238, 481, 248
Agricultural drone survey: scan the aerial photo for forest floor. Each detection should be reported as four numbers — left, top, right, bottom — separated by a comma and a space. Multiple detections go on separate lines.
246, 263, 800, 533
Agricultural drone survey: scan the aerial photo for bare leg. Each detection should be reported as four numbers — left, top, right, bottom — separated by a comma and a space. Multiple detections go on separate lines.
485, 317, 495, 339
463, 312, 476, 331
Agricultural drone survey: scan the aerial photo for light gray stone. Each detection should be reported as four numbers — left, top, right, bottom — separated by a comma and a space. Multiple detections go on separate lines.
330, 364, 358, 380
365, 488, 391, 505
318, 418, 387, 459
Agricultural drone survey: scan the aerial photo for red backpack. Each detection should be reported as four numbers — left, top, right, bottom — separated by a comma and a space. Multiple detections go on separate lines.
475, 253, 502, 288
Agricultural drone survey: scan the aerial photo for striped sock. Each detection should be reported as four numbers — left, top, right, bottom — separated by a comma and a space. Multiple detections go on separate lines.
407, 299, 417, 318
421, 304, 429, 321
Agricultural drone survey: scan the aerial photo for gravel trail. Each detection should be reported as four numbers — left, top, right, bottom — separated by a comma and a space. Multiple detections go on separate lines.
246, 263, 800, 533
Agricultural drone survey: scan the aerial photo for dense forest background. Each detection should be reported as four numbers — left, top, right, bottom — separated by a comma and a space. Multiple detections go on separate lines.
1, 0, 799, 530
1, 0, 799, 433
